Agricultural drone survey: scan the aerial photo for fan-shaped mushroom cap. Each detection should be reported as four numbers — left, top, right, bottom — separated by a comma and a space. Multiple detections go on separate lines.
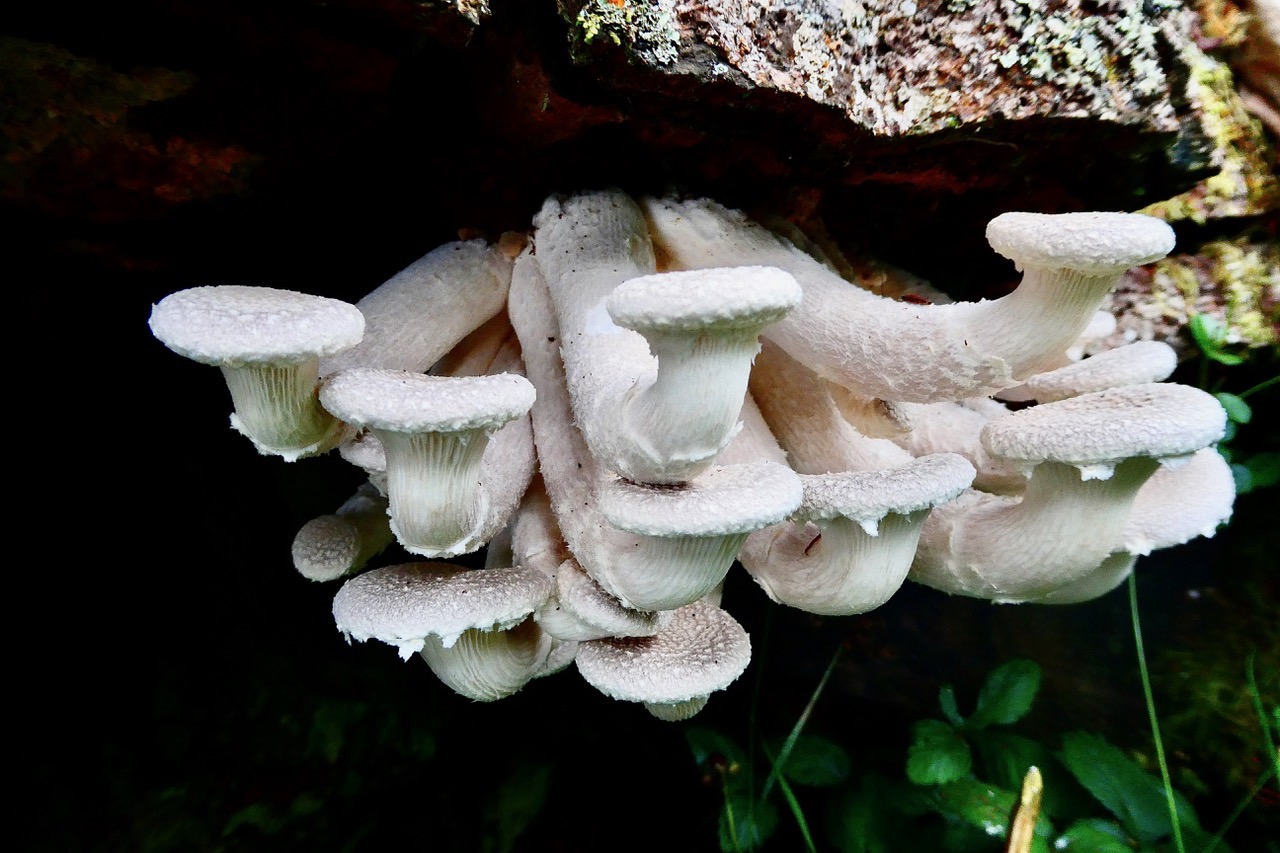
537, 558, 673, 642
986, 212, 1175, 274
150, 285, 364, 365
999, 341, 1177, 403
600, 463, 802, 538
332, 562, 551, 657
798, 453, 976, 535
575, 600, 750, 720
981, 383, 1227, 479
320, 369, 535, 434
149, 285, 365, 459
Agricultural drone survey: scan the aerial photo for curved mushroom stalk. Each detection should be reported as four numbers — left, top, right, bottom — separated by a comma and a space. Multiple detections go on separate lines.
911, 384, 1226, 602
742, 456, 975, 615
418, 616, 555, 702
509, 248, 802, 611
320, 239, 513, 375
533, 189, 801, 484
319, 369, 536, 558
150, 285, 365, 460
642, 196, 1175, 404
291, 482, 394, 582
575, 601, 751, 721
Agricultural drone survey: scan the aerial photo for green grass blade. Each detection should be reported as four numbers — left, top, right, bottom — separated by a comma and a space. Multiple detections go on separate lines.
1128, 574, 1185, 853
760, 640, 844, 802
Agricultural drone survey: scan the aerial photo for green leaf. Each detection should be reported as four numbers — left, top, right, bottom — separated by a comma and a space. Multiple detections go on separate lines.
1231, 463, 1254, 495
826, 780, 890, 853
719, 794, 778, 852
1189, 314, 1245, 365
1057, 732, 1200, 842
1055, 818, 1136, 852
907, 720, 972, 785
687, 726, 747, 769
972, 731, 1095, 821
765, 735, 850, 787
968, 660, 1041, 729
1215, 392, 1252, 424
1246, 451, 1280, 489
939, 685, 965, 728
480, 761, 553, 853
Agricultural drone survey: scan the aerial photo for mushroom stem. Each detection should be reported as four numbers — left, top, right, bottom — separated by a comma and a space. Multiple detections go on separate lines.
379, 427, 493, 553
418, 617, 553, 702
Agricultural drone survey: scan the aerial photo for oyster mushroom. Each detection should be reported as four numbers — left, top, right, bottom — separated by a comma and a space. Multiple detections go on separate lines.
643, 197, 1174, 403
149, 285, 364, 460
533, 189, 801, 484
575, 600, 751, 721
319, 369, 536, 558
911, 383, 1226, 602
291, 482, 394, 582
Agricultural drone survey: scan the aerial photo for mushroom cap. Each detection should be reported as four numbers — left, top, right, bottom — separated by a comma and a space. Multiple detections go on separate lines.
293, 515, 365, 582
607, 266, 802, 333
985, 212, 1175, 274
600, 462, 803, 537
554, 558, 672, 638
980, 383, 1226, 471
800, 453, 976, 526
320, 368, 536, 433
1121, 448, 1236, 555
332, 562, 552, 655
575, 601, 750, 705
1004, 340, 1178, 403
149, 285, 364, 365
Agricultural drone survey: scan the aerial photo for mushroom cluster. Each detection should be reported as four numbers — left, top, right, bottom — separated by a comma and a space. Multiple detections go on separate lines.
149, 189, 1233, 718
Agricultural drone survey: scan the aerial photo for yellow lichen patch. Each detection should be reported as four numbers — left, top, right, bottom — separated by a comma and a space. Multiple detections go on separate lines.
1142, 44, 1279, 223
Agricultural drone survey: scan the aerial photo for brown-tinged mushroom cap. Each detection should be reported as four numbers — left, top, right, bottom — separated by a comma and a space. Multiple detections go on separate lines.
981, 383, 1226, 479
332, 562, 551, 658
575, 600, 750, 720
149, 285, 364, 459
986, 212, 1175, 274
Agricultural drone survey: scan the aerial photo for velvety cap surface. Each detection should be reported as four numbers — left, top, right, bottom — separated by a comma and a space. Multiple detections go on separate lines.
575, 601, 750, 704
1014, 340, 1177, 402
321, 369, 535, 432
986, 212, 1175, 273
600, 462, 803, 536
333, 563, 551, 652
800, 453, 976, 521
149, 285, 364, 364
981, 383, 1226, 466
607, 266, 802, 332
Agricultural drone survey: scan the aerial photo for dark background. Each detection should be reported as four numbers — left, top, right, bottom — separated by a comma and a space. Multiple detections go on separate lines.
8, 1, 1277, 849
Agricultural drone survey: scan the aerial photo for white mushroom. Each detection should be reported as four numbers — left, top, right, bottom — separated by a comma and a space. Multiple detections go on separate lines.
509, 248, 802, 611
149, 285, 364, 460
320, 239, 513, 375
575, 600, 751, 721
642, 197, 1174, 403
533, 189, 802, 483
291, 482, 394, 582
911, 384, 1227, 602
319, 369, 536, 558
332, 562, 552, 657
